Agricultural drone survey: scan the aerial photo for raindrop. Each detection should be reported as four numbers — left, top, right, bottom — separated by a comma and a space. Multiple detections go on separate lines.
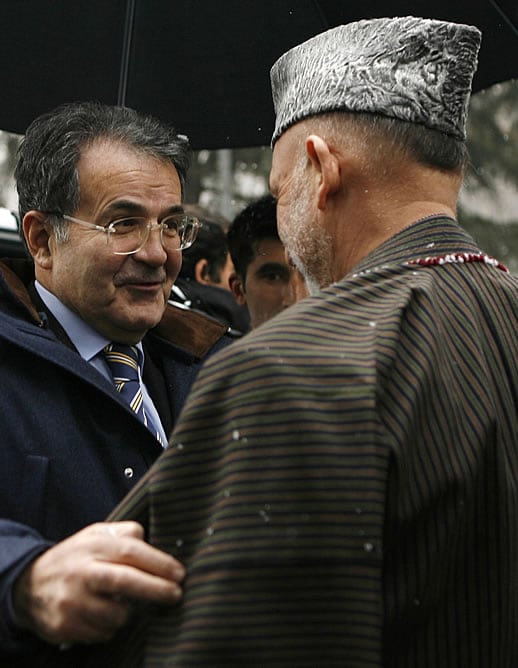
426, 242, 435, 249
232, 429, 240, 441
413, 598, 421, 606
175, 538, 184, 547
369, 321, 376, 328
363, 542, 375, 552
206, 527, 215, 536
176, 443, 184, 451
259, 510, 270, 523
223, 489, 231, 498
355, 507, 363, 515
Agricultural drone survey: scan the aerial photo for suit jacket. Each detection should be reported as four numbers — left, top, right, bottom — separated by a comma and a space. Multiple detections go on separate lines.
0, 258, 231, 666
105, 217, 518, 667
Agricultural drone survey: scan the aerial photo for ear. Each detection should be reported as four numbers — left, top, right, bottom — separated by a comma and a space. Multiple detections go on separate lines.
194, 258, 210, 284
305, 134, 340, 211
22, 211, 54, 269
228, 272, 247, 306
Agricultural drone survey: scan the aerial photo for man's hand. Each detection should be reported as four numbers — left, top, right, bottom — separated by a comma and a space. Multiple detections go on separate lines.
12, 521, 185, 646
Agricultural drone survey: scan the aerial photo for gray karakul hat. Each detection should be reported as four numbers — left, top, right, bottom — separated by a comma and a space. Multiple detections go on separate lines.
270, 16, 481, 144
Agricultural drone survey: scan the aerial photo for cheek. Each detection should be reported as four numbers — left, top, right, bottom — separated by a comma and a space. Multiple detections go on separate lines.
254, 284, 283, 312
275, 202, 290, 240
167, 251, 183, 282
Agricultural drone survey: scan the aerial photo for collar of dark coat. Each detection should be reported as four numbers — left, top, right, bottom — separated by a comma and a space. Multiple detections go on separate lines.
0, 257, 228, 359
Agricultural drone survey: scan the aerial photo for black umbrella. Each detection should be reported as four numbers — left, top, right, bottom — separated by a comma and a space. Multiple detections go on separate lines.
0, 0, 516, 149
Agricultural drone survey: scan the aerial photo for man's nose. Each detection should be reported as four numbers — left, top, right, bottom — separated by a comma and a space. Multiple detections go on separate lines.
134, 225, 168, 263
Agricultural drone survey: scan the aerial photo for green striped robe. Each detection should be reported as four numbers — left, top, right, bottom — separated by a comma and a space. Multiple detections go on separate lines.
107, 217, 518, 667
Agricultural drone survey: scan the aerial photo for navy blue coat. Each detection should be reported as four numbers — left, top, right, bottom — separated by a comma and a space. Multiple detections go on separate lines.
0, 258, 231, 664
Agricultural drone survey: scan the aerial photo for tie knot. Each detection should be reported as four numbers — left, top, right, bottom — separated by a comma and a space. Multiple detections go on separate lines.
103, 343, 140, 382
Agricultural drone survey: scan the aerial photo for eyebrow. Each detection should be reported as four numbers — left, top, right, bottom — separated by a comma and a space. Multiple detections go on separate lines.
103, 201, 184, 217
254, 262, 291, 277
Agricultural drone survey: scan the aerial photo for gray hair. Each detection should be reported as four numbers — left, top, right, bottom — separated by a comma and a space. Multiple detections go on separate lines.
313, 112, 469, 173
15, 101, 191, 240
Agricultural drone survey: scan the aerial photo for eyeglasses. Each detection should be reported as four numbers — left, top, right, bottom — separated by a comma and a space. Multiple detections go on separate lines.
47, 212, 199, 254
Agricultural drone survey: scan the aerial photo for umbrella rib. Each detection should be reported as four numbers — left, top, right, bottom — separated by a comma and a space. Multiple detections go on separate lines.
490, 0, 518, 37
118, 0, 137, 106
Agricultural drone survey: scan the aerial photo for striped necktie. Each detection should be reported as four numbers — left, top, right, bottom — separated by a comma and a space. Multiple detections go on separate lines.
103, 343, 164, 444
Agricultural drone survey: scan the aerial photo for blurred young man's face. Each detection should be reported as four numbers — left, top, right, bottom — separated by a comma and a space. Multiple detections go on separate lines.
230, 237, 307, 329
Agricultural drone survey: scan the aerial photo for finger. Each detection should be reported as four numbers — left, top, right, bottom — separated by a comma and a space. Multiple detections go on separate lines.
91, 522, 185, 579
94, 521, 145, 540
100, 536, 186, 582
88, 561, 184, 605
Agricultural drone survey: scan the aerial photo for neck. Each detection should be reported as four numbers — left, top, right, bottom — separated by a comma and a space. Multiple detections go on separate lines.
330, 166, 461, 278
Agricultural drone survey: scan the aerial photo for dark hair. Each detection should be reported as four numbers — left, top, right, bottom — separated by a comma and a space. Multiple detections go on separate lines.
227, 194, 278, 282
179, 216, 229, 283
15, 101, 191, 235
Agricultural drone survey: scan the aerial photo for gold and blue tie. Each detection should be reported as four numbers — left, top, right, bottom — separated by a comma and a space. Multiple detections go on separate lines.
103, 343, 163, 444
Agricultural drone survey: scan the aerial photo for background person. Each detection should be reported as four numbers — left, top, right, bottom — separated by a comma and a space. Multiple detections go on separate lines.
105, 17, 516, 667
0, 101, 230, 666
227, 193, 308, 328
170, 204, 250, 334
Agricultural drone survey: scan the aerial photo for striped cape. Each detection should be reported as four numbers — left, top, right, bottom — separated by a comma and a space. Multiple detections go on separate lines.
105, 217, 518, 667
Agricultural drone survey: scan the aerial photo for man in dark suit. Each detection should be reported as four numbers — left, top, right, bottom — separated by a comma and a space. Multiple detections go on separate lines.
105, 17, 517, 667
0, 101, 229, 665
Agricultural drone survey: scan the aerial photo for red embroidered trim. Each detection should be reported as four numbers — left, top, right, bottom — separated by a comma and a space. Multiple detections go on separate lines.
407, 252, 509, 273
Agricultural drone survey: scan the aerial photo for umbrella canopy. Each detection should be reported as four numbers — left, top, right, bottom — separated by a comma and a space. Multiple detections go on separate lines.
1, 0, 517, 149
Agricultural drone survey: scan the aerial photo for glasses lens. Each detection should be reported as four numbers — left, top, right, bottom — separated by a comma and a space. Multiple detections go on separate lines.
110, 218, 148, 253
179, 216, 199, 250
160, 216, 182, 251
108, 214, 199, 254
161, 214, 199, 250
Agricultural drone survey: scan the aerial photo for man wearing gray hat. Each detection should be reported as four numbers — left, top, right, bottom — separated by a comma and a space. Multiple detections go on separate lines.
100, 16, 518, 667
